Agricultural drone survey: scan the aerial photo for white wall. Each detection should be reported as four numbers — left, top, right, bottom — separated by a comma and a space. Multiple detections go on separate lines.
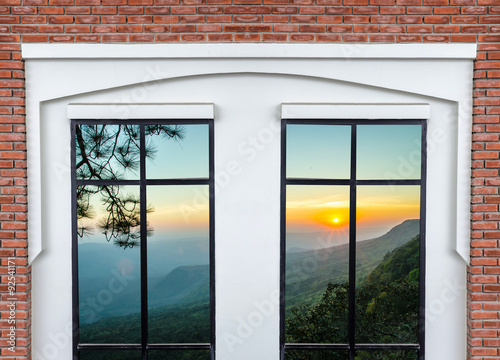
23, 45, 474, 360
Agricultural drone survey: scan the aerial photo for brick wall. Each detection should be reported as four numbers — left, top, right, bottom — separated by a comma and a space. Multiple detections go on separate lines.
0, 1, 499, 359
470, 43, 500, 359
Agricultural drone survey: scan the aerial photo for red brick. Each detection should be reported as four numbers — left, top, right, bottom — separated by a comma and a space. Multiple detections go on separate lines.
263, 33, 288, 41
370, 34, 396, 41
290, 15, 316, 23
129, 34, 154, 41
155, 34, 181, 41
127, 15, 153, 23
66, 7, 91, 15
315, 33, 341, 41
102, 16, 126, 23
451, 16, 476, 23
181, 34, 206, 41
380, 24, 404, 32
407, 7, 432, 14
102, 34, 127, 42
171, 6, 196, 14
208, 33, 233, 41
352, 6, 378, 14
38, 6, 65, 13
434, 25, 460, 32
92, 25, 117, 33
49, 34, 75, 42
92, 6, 118, 15
325, 7, 351, 14
327, 25, 352, 32
225, 6, 271, 13
38, 25, 64, 33
480, 16, 500, 23
462, 25, 488, 33
300, 24, 325, 32
381, 7, 405, 14
206, 15, 231, 22
434, 7, 459, 15
462, 6, 487, 14
342, 34, 368, 41
171, 24, 196, 32
197, 24, 221, 31
344, 0, 368, 4
66, 25, 91, 32
154, 15, 179, 23
480, 35, 500, 42
290, 34, 314, 41
48, 16, 74, 23
263, 15, 288, 22
317, 16, 342, 23
275, 24, 299, 32
234, 15, 262, 22
235, 33, 260, 40
470, 275, 498, 283
397, 16, 423, 24
144, 24, 169, 32
344, 15, 370, 23
0, 16, 19, 25
299, 6, 325, 14
21, 34, 48, 42
198, 7, 223, 14
370, 16, 395, 23
11, 6, 37, 14
118, 6, 144, 14
75, 34, 99, 41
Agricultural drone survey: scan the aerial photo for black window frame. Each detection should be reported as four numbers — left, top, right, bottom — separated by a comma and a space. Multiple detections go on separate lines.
71, 118, 215, 360
280, 119, 427, 360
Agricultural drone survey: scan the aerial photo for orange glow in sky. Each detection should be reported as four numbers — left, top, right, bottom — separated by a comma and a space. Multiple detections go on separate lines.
287, 185, 420, 241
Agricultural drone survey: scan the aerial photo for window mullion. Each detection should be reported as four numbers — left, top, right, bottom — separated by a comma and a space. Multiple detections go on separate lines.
139, 124, 148, 360
348, 124, 357, 360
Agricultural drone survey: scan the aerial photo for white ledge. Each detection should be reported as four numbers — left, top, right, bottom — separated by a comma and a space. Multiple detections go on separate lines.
281, 103, 430, 119
68, 103, 214, 119
22, 43, 477, 60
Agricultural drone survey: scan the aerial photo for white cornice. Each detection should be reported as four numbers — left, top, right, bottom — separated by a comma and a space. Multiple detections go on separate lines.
22, 43, 477, 59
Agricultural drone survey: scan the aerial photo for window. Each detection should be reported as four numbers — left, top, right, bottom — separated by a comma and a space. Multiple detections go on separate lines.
71, 119, 215, 360
281, 120, 426, 360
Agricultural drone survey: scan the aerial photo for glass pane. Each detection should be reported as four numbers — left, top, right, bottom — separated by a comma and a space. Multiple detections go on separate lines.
285, 350, 349, 360
77, 185, 141, 344
356, 186, 420, 344
355, 350, 418, 360
146, 124, 209, 179
149, 350, 211, 360
147, 185, 210, 344
76, 124, 141, 180
80, 351, 141, 360
357, 125, 422, 180
287, 124, 351, 179
286, 185, 350, 344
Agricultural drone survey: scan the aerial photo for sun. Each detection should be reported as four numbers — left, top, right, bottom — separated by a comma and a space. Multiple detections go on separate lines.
332, 217, 340, 224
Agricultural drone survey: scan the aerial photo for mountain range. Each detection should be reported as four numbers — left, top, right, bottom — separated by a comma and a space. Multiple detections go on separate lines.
78, 219, 419, 326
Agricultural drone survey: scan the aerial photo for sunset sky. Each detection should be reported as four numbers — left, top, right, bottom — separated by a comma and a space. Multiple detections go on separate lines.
146, 124, 209, 179
78, 123, 422, 247
77, 124, 210, 244
286, 124, 422, 250
287, 124, 421, 180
